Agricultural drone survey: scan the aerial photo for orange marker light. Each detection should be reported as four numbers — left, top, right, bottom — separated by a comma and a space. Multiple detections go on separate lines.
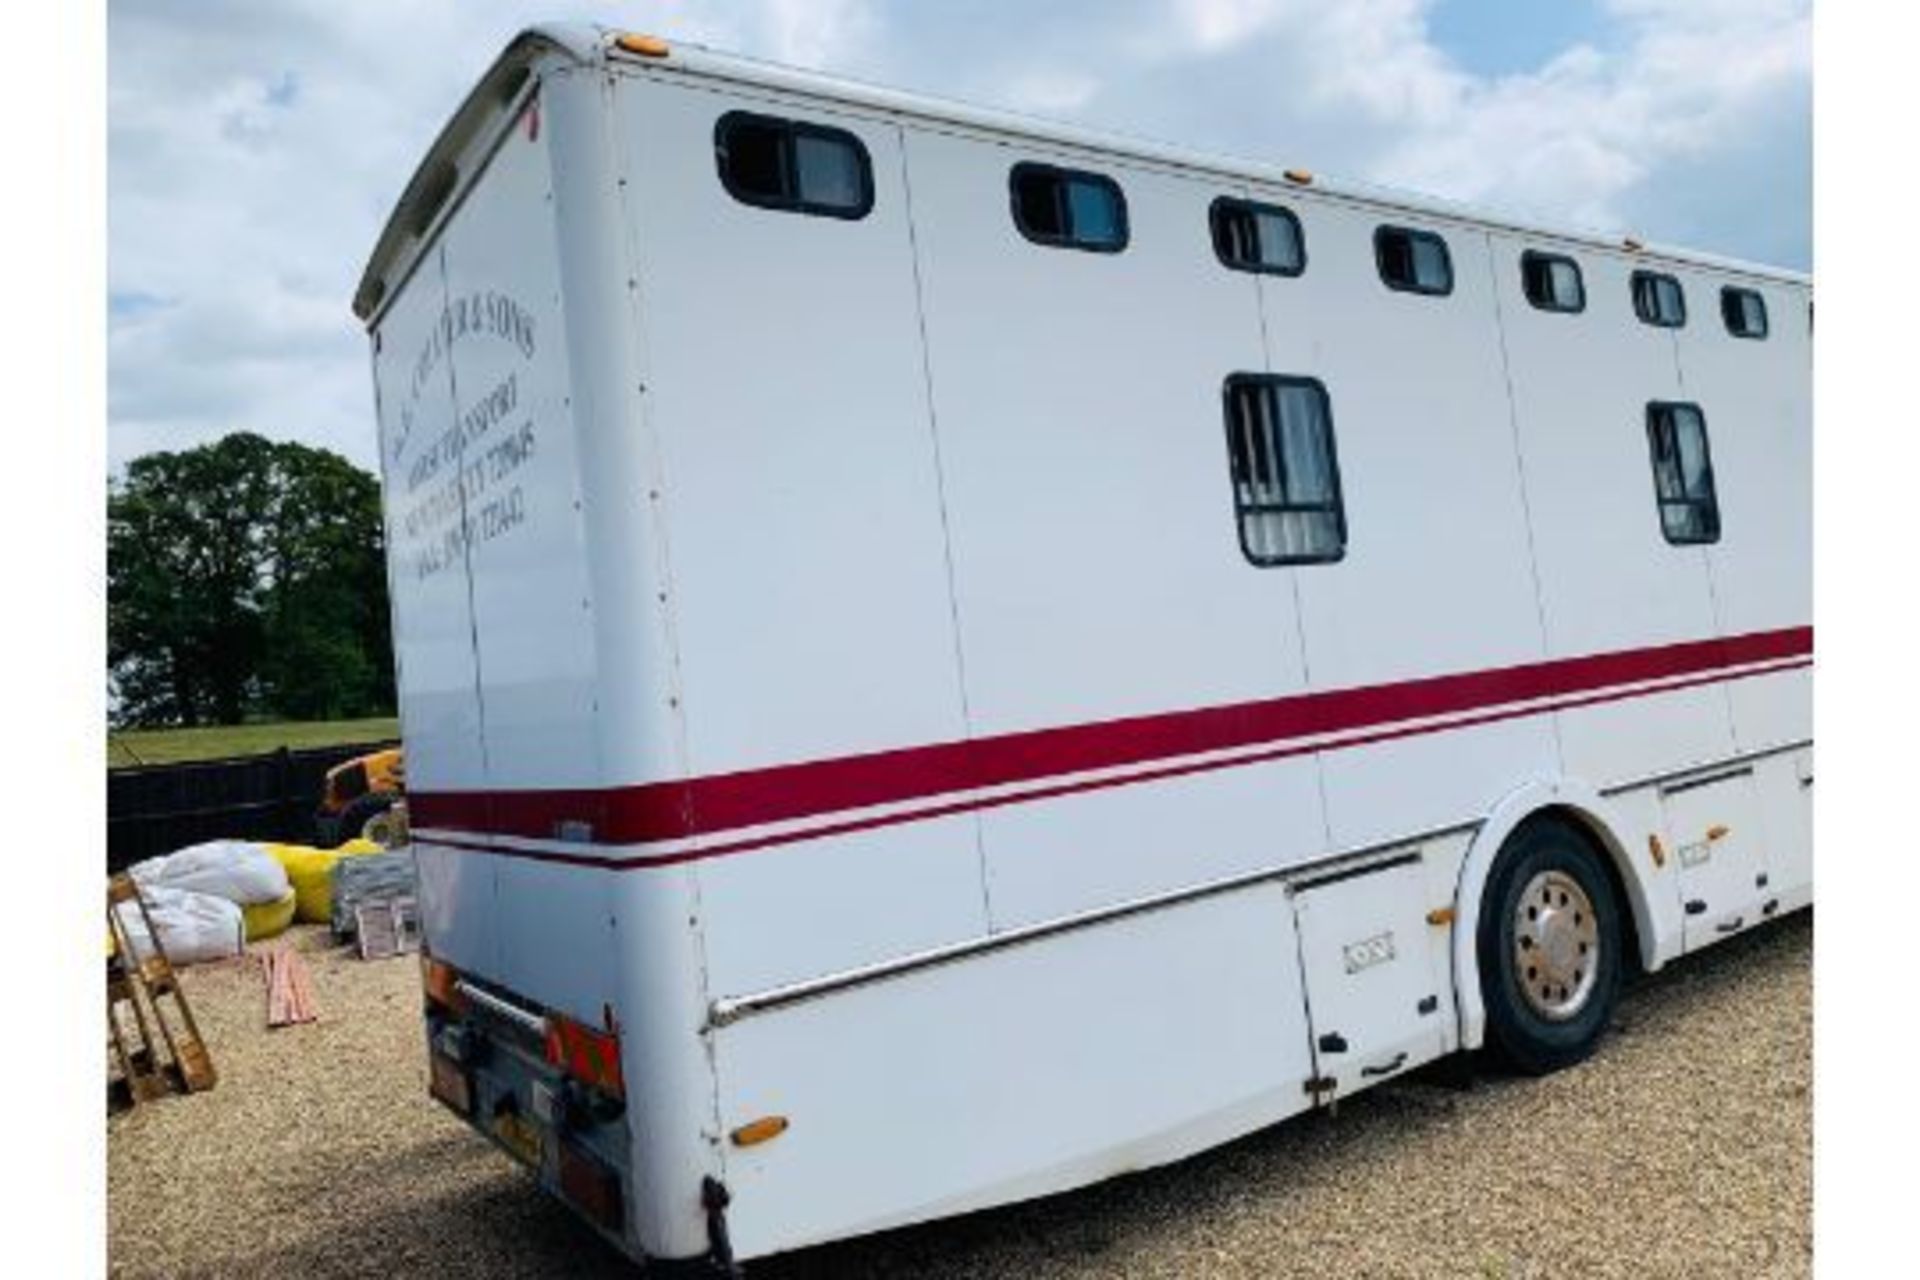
423, 956, 463, 1012
1283, 168, 1313, 185
616, 33, 671, 58
1648, 834, 1666, 867
1706, 824, 1731, 842
731, 1115, 791, 1147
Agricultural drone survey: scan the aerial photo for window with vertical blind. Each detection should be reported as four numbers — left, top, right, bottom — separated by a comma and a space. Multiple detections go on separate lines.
1221, 375, 1347, 565
1375, 226, 1453, 295
1210, 197, 1305, 276
1631, 270, 1687, 327
1645, 402, 1721, 545
1721, 286, 1769, 339
1521, 251, 1586, 313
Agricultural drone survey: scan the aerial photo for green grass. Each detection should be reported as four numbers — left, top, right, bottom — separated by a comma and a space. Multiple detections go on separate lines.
107, 716, 400, 769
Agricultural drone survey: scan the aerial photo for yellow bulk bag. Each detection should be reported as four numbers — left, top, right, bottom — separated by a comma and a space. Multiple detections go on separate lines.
241, 888, 298, 942
267, 840, 382, 924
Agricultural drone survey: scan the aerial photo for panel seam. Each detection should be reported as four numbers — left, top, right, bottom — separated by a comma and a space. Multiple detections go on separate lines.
896, 123, 995, 930
1482, 229, 1564, 776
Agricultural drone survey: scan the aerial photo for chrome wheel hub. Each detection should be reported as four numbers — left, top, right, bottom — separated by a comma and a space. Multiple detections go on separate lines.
1513, 869, 1599, 1021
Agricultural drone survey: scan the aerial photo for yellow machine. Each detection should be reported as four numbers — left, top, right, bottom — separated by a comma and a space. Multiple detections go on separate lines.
315, 746, 406, 848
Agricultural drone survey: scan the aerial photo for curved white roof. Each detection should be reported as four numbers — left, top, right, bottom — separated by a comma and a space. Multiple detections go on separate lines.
353, 23, 1811, 324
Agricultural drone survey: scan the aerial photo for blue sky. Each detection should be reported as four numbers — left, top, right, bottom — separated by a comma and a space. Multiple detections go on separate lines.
107, 0, 1811, 473
1426, 0, 1609, 76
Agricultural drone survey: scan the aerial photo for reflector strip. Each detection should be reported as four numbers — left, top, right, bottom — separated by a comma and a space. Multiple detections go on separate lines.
546, 1017, 625, 1098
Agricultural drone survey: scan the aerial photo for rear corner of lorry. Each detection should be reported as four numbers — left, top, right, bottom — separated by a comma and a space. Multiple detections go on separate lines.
358, 31, 720, 1267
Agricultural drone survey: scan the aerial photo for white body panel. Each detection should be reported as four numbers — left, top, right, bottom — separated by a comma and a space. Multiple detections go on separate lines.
357, 28, 1812, 1267
621, 80, 971, 778
1294, 859, 1450, 1094
904, 128, 1330, 928
371, 251, 488, 794
713, 882, 1317, 1258
615, 77, 988, 991
1663, 772, 1772, 950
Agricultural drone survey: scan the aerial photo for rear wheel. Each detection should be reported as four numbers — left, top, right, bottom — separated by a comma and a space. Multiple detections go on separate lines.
1476, 816, 1624, 1074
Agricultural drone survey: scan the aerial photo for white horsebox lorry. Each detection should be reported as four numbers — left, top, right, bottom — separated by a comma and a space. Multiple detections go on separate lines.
352, 25, 1811, 1271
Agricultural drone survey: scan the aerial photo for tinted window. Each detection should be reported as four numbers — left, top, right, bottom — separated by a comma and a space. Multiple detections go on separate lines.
1211, 198, 1305, 275
715, 112, 873, 218
1010, 163, 1128, 252
1631, 270, 1686, 327
1646, 402, 1720, 545
1721, 287, 1769, 339
1222, 375, 1346, 565
1522, 251, 1585, 313
1376, 226, 1452, 295
794, 132, 864, 207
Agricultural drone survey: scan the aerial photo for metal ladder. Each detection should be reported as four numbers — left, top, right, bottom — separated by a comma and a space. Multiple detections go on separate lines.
107, 875, 216, 1107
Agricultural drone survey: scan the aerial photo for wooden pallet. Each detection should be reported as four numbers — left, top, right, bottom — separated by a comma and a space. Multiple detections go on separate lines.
355, 896, 421, 961
107, 875, 217, 1106
262, 946, 317, 1028
106, 949, 170, 1110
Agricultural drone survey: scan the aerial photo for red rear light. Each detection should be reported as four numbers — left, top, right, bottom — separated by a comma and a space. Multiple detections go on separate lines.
545, 1013, 624, 1099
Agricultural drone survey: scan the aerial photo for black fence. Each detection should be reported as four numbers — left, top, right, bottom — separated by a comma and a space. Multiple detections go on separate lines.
107, 739, 399, 873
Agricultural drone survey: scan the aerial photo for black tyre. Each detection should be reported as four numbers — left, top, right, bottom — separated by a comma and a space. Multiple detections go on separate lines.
317, 790, 400, 849
1476, 815, 1624, 1075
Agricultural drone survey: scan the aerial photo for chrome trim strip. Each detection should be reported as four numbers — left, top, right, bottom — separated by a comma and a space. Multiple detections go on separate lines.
1658, 765, 1755, 797
1598, 738, 1812, 798
706, 818, 1479, 1028
456, 980, 548, 1038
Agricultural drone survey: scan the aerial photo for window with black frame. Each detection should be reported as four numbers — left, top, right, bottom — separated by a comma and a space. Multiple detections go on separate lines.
714, 111, 873, 218
1645, 402, 1721, 544
1375, 226, 1453, 295
1009, 162, 1128, 252
1521, 251, 1585, 313
1222, 375, 1346, 565
1211, 197, 1305, 275
1721, 286, 1769, 339
1631, 270, 1687, 327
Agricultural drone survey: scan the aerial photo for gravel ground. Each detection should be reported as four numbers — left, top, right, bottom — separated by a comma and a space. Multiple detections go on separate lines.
109, 914, 1811, 1279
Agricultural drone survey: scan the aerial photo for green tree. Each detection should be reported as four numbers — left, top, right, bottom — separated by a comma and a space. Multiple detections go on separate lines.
108, 433, 395, 727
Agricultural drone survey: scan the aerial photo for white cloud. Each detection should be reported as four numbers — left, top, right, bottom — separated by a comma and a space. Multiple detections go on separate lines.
1173, 0, 1289, 52
1000, 67, 1103, 114
758, 0, 878, 69
1361, 1, 1811, 240
107, 0, 1809, 474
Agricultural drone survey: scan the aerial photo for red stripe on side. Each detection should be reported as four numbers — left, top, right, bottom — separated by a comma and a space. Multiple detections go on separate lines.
410, 626, 1810, 850
419, 657, 1810, 871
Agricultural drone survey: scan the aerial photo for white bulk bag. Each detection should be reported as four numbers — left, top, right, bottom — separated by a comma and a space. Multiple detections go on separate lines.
115, 885, 245, 967
129, 839, 291, 906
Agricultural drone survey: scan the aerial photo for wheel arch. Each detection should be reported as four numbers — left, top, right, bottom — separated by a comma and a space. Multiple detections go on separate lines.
1451, 778, 1665, 1051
